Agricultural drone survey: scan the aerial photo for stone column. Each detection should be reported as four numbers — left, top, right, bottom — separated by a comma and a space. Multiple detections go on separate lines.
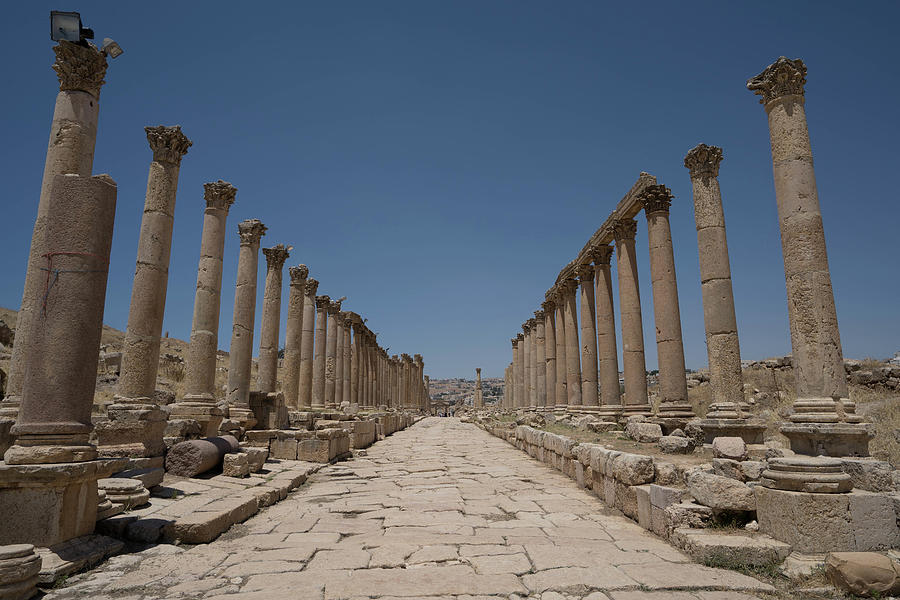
514, 334, 526, 408
349, 318, 361, 406
576, 265, 599, 410
553, 293, 568, 410
0, 174, 125, 547
748, 57, 870, 456
591, 246, 622, 416
415, 355, 425, 410
171, 181, 237, 436
523, 320, 535, 408
504, 364, 512, 409
533, 310, 547, 408
224, 220, 267, 426
542, 300, 557, 410
297, 279, 318, 408
561, 278, 582, 409
3, 43, 108, 422
342, 313, 352, 407
685, 145, 750, 422
311, 295, 330, 409
282, 265, 309, 410
334, 312, 345, 407
475, 368, 483, 408
257, 244, 290, 393
400, 354, 410, 408
509, 339, 518, 408
397, 355, 406, 408
425, 375, 431, 413
613, 219, 651, 416
641, 185, 693, 425
98, 126, 190, 459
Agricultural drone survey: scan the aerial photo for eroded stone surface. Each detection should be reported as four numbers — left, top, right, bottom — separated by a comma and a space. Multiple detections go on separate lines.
44, 418, 772, 599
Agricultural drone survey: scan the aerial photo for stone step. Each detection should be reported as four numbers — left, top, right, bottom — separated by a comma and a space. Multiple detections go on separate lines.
671, 527, 792, 567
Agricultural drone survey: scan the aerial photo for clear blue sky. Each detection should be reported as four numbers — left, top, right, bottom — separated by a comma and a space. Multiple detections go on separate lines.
2, 2, 898, 379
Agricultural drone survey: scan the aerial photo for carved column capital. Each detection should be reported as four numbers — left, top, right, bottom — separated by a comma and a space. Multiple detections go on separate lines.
145, 125, 192, 166
516, 333, 524, 342
52, 41, 107, 98
590, 245, 614, 266
263, 244, 291, 270
575, 263, 595, 282
237, 219, 266, 246
684, 144, 723, 179
541, 299, 555, 313
560, 277, 579, 296
533, 309, 545, 321
511, 338, 519, 348
641, 184, 674, 216
747, 56, 807, 106
613, 218, 638, 242
288, 264, 309, 285
315, 295, 331, 310
304, 278, 319, 296
204, 180, 237, 212
522, 320, 533, 334
327, 299, 342, 314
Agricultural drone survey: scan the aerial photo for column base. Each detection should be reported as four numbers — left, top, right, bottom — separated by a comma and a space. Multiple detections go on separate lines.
227, 407, 258, 430
760, 456, 853, 493
4, 434, 98, 465
780, 422, 874, 457
596, 405, 624, 419
168, 399, 224, 438
0, 457, 126, 547
95, 402, 167, 459
696, 418, 767, 445
248, 391, 289, 429
620, 404, 652, 418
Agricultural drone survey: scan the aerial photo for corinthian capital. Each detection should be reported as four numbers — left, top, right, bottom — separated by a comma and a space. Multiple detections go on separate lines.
263, 244, 291, 270
747, 57, 807, 106
613, 219, 638, 242
516, 333, 524, 342
590, 245, 614, 266
533, 309, 545, 321
304, 278, 319, 296
237, 219, 266, 246
315, 295, 331, 310
289, 264, 309, 284
684, 144, 723, 179
541, 299, 555, 313
575, 263, 594, 282
204, 180, 237, 212
145, 125, 192, 165
641, 185, 674, 216
511, 338, 519, 348
52, 41, 107, 98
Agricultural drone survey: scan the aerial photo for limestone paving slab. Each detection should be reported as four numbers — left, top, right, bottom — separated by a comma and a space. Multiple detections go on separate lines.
43, 418, 775, 599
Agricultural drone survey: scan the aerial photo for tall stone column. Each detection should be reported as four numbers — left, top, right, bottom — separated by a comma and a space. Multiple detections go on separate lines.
577, 265, 599, 410
542, 300, 557, 410
685, 146, 750, 421
425, 375, 431, 413
553, 293, 568, 410
3, 42, 108, 422
748, 57, 870, 456
1, 174, 125, 547
257, 245, 290, 393
533, 310, 547, 408
514, 334, 526, 408
398, 355, 407, 408
334, 312, 345, 407
613, 219, 651, 416
561, 278, 582, 409
641, 185, 693, 425
523, 320, 536, 408
98, 126, 191, 459
504, 364, 512, 409
282, 265, 309, 409
311, 295, 330, 409
171, 181, 237, 436
510, 339, 518, 408
224, 220, 267, 426
591, 246, 622, 416
474, 368, 483, 408
350, 318, 361, 406
415, 355, 425, 410
341, 313, 352, 406
297, 278, 318, 408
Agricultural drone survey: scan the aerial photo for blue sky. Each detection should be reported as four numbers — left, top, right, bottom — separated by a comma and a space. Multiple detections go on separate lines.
2, 2, 898, 379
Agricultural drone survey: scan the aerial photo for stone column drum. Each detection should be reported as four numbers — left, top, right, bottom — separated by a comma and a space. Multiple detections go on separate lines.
641, 185, 694, 425
170, 181, 237, 436
282, 265, 308, 409
3, 42, 108, 424
533, 310, 547, 408
99, 126, 191, 459
748, 57, 870, 456
592, 246, 622, 417
0, 174, 125, 547
562, 278, 582, 409
297, 279, 318, 408
576, 265, 599, 410
224, 220, 267, 426
541, 300, 557, 410
553, 293, 568, 410
613, 219, 651, 416
257, 244, 290, 393
311, 295, 330, 410
414, 355, 425, 410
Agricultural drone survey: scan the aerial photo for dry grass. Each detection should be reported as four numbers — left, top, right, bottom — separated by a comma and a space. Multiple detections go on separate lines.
852, 384, 900, 465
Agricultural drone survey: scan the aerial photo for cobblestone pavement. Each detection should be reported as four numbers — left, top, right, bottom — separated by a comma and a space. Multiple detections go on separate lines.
47, 417, 775, 600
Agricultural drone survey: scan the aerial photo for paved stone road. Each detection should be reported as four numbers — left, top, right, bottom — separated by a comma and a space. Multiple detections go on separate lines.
48, 417, 775, 600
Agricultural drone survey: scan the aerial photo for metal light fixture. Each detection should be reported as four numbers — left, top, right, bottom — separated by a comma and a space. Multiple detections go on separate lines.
50, 11, 93, 43
101, 38, 123, 58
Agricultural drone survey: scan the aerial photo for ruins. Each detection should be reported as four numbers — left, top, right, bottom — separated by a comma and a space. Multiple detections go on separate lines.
0, 12, 895, 599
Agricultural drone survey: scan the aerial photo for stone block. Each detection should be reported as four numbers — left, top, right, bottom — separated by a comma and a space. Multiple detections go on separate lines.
626, 421, 663, 443
249, 391, 290, 430
242, 447, 268, 473
603, 475, 616, 507
755, 486, 854, 553
609, 452, 655, 485
671, 528, 791, 567
650, 505, 667, 537
849, 490, 900, 551
243, 430, 278, 448
712, 436, 748, 460
649, 484, 685, 509
615, 482, 639, 519
634, 485, 652, 529
0, 544, 41, 600
687, 470, 755, 511
841, 458, 895, 493
826, 552, 900, 597
658, 435, 693, 454
222, 453, 250, 478
664, 501, 713, 534
712, 458, 745, 481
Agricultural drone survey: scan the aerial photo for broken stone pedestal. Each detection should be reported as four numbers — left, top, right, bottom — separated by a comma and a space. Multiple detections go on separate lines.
0, 544, 41, 600
97, 478, 150, 509
780, 421, 874, 458
696, 417, 766, 445
249, 391, 289, 430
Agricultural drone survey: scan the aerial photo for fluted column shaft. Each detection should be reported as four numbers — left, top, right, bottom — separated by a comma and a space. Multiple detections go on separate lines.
553, 298, 567, 409
542, 302, 557, 409
324, 303, 339, 408
342, 319, 352, 406
297, 279, 318, 408
614, 220, 650, 415
258, 245, 290, 394
562, 280, 582, 408
514, 335, 526, 408
509, 341, 518, 408
312, 295, 329, 409
534, 311, 546, 408
593, 248, 622, 411
522, 324, 533, 408
577, 267, 599, 408
334, 314, 345, 407
282, 266, 308, 409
